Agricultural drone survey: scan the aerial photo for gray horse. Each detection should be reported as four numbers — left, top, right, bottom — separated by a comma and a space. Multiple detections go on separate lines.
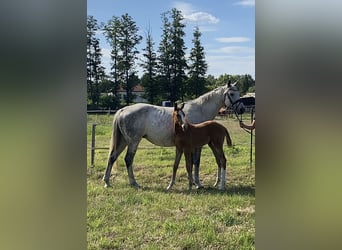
103, 81, 244, 188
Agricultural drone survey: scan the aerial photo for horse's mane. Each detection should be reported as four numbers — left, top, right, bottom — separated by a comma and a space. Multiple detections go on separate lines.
189, 86, 225, 105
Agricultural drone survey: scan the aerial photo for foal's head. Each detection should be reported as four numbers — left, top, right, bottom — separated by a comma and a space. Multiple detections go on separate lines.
173, 103, 187, 132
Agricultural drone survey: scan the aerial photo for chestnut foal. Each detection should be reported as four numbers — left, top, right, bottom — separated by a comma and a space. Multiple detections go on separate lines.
168, 103, 232, 190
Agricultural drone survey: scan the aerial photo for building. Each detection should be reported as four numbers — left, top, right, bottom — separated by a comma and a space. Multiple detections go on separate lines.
117, 84, 147, 103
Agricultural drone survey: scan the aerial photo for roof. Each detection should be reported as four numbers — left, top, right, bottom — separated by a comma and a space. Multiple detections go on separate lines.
118, 84, 144, 92
242, 92, 255, 98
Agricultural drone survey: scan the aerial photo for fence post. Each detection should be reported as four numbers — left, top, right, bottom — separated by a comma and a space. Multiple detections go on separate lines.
250, 108, 254, 168
91, 123, 97, 166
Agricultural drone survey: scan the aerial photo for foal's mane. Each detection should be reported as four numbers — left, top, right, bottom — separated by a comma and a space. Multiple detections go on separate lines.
173, 108, 182, 132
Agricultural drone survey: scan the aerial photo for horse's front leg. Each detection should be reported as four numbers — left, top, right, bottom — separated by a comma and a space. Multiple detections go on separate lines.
185, 151, 193, 191
167, 147, 183, 190
192, 147, 204, 189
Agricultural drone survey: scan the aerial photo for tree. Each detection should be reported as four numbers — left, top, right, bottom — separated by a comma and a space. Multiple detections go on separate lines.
103, 16, 122, 108
118, 13, 142, 105
187, 26, 208, 98
158, 9, 188, 103
140, 26, 159, 104
205, 74, 217, 90
240, 74, 255, 94
87, 15, 105, 108
170, 8, 188, 102
215, 74, 255, 95
157, 11, 172, 102
98, 79, 120, 109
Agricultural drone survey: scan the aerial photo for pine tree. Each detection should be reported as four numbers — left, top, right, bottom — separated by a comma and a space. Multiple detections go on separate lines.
140, 26, 158, 104
104, 14, 142, 106
170, 8, 187, 102
157, 12, 172, 102
188, 26, 208, 98
87, 15, 105, 108
158, 9, 187, 103
118, 13, 142, 105
103, 16, 122, 107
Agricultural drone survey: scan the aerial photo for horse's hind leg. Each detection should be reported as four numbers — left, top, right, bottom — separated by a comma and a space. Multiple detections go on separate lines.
125, 141, 141, 188
167, 148, 183, 190
103, 136, 127, 188
192, 147, 204, 189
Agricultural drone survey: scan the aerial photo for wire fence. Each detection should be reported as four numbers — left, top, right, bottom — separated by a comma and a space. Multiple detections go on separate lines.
88, 112, 255, 166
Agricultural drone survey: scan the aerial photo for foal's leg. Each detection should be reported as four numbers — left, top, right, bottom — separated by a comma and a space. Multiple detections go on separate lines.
208, 143, 223, 188
216, 147, 227, 190
184, 151, 194, 191
103, 136, 127, 188
167, 147, 183, 190
192, 147, 204, 189
124, 140, 141, 188
214, 167, 221, 188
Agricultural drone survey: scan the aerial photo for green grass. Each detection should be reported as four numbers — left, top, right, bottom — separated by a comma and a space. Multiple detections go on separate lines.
87, 113, 255, 249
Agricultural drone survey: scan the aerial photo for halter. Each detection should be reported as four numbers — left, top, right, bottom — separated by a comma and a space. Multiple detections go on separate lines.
224, 88, 242, 121
225, 87, 254, 135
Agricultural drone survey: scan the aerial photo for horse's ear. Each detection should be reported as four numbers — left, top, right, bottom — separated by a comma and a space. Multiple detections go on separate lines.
174, 102, 178, 111
232, 80, 239, 87
179, 102, 185, 110
227, 80, 232, 87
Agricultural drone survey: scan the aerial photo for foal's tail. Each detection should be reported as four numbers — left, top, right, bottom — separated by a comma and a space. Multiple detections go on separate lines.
224, 127, 233, 147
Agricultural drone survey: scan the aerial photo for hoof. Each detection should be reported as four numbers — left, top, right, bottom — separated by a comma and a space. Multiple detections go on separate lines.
167, 181, 175, 190
196, 185, 204, 189
130, 182, 141, 189
103, 178, 111, 188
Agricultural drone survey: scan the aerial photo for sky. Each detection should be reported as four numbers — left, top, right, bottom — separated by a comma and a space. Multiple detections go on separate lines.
87, 0, 255, 79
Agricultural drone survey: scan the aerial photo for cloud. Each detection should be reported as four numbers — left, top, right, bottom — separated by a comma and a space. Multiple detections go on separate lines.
99, 48, 111, 73
173, 1, 193, 14
185, 12, 219, 24
197, 26, 218, 32
206, 55, 255, 77
234, 0, 255, 7
209, 46, 255, 54
206, 43, 255, 77
216, 37, 251, 43
173, 1, 219, 24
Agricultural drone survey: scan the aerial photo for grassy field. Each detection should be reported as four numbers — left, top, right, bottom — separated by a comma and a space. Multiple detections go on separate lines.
87, 113, 255, 249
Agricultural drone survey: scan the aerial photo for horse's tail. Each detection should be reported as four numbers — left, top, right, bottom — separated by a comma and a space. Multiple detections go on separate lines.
224, 127, 232, 147
108, 109, 125, 165
103, 109, 127, 187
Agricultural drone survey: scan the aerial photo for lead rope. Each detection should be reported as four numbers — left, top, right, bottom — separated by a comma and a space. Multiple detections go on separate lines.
228, 96, 254, 136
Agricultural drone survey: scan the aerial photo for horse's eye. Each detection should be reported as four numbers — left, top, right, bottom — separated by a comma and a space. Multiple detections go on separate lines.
230, 93, 234, 97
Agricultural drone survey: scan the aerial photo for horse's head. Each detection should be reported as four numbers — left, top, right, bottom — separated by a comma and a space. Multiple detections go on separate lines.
223, 80, 245, 115
173, 102, 187, 132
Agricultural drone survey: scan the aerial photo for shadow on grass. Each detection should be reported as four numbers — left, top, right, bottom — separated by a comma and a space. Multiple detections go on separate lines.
141, 184, 255, 196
